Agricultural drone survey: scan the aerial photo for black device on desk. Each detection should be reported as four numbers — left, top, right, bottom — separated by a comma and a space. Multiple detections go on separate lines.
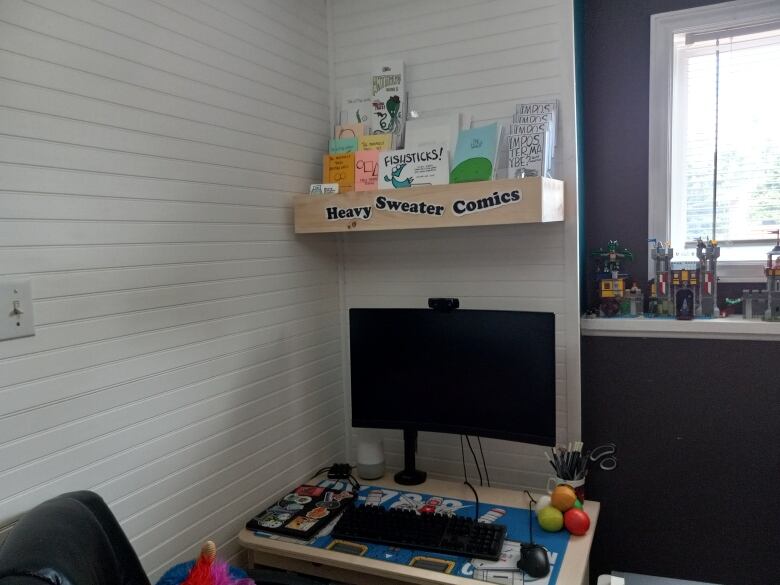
349, 307, 556, 485
517, 492, 550, 578
332, 503, 506, 561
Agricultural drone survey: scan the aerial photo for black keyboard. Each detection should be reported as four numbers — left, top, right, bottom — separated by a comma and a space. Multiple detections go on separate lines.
331, 504, 506, 561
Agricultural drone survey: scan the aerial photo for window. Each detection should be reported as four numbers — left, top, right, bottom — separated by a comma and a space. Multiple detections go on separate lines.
649, 0, 780, 281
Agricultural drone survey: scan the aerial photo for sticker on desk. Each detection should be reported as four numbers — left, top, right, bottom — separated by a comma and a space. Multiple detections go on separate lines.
306, 507, 330, 520
295, 485, 325, 497
256, 511, 291, 529
286, 516, 317, 532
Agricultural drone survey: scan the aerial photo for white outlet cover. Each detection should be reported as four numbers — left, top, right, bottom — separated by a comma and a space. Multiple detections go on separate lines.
0, 279, 35, 341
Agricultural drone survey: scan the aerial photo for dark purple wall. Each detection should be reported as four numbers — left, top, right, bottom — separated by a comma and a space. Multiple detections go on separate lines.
579, 2, 780, 585
582, 0, 731, 309
582, 336, 780, 585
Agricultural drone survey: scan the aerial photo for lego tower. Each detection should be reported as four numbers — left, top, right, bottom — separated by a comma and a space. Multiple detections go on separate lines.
650, 242, 674, 315
696, 238, 720, 317
765, 240, 780, 321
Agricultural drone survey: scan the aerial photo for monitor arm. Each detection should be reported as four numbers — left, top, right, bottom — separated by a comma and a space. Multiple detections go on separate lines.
394, 429, 427, 485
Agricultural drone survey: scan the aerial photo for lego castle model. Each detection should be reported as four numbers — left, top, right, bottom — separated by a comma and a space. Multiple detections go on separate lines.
649, 238, 720, 319
592, 235, 780, 322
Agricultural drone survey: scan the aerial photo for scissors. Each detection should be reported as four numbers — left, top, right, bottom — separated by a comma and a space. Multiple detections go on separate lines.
589, 442, 618, 471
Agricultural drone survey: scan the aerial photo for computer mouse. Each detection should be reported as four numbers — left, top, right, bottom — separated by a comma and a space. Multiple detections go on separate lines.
517, 543, 550, 578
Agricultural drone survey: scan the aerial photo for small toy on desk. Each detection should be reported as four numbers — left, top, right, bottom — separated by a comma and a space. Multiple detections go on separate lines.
537, 504, 564, 532
535, 494, 552, 513
563, 508, 590, 536
550, 485, 576, 512
537, 494, 590, 535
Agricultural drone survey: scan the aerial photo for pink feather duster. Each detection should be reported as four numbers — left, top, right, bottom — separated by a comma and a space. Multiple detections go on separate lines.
181, 542, 254, 585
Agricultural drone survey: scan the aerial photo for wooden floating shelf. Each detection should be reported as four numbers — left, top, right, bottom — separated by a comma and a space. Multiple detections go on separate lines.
293, 177, 564, 234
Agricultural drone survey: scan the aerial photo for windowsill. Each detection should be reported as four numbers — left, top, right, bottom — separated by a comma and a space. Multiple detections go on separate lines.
581, 315, 780, 341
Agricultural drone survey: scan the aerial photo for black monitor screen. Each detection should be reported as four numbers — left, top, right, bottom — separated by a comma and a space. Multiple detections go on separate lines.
349, 308, 556, 446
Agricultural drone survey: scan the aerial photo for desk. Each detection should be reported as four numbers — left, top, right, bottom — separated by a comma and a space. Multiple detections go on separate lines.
239, 474, 599, 585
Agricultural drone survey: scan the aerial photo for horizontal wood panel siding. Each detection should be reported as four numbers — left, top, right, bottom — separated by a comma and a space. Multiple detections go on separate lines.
0, 0, 341, 580
330, 0, 580, 491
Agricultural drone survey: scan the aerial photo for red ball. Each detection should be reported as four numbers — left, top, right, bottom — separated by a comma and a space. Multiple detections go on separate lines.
563, 508, 590, 535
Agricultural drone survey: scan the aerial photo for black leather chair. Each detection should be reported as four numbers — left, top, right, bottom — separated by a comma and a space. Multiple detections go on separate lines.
0, 491, 151, 585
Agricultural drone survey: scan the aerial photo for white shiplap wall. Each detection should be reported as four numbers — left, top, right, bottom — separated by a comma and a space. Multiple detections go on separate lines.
0, 0, 343, 578
330, 0, 580, 491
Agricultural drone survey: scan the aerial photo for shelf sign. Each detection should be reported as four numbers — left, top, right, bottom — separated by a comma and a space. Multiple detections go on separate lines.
452, 189, 521, 216
375, 196, 445, 216
325, 206, 372, 220
323, 188, 523, 222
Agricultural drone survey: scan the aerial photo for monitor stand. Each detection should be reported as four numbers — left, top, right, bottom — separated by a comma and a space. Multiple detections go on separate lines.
394, 429, 427, 485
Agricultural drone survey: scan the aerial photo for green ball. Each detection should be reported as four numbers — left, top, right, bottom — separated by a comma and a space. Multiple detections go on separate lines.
574, 499, 583, 509
537, 505, 564, 532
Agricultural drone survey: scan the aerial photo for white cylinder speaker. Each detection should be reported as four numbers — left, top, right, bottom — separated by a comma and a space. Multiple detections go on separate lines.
356, 438, 385, 480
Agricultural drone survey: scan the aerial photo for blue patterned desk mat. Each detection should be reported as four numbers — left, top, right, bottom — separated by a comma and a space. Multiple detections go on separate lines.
299, 481, 570, 585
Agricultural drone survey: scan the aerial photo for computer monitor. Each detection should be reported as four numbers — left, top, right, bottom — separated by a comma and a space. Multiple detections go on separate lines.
349, 307, 556, 485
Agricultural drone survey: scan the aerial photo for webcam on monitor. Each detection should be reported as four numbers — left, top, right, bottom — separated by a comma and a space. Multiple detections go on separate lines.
428, 297, 459, 312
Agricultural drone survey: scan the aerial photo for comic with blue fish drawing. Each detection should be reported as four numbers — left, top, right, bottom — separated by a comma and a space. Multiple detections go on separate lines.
378, 146, 449, 189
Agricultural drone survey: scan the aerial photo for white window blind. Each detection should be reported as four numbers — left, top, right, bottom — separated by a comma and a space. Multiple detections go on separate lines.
670, 26, 780, 262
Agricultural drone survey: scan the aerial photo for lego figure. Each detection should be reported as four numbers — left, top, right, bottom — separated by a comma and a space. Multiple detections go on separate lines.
624, 282, 644, 317
676, 290, 694, 320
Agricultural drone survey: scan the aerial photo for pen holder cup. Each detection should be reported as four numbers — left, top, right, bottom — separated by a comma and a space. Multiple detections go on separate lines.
547, 476, 586, 503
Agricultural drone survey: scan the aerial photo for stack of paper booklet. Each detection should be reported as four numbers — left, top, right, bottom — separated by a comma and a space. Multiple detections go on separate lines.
324, 120, 392, 193
321, 61, 560, 194
339, 60, 407, 150
449, 122, 501, 183
506, 100, 558, 178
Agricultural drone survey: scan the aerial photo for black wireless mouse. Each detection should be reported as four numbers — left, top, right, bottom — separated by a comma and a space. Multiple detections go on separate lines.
517, 543, 550, 578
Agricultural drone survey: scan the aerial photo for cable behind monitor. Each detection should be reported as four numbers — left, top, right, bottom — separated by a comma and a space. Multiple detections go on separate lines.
460, 435, 480, 521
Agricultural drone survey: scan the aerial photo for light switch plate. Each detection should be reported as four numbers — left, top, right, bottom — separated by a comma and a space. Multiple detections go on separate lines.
0, 279, 35, 341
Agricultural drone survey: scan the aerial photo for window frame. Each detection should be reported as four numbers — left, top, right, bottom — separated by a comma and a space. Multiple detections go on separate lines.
648, 0, 780, 282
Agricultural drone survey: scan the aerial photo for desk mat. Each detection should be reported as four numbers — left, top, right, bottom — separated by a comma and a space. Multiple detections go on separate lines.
252, 480, 569, 585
